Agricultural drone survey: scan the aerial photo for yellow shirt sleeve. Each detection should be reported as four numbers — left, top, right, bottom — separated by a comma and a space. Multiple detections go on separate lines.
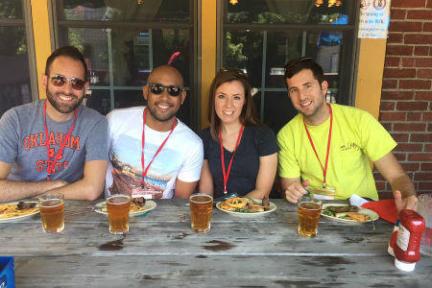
277, 117, 301, 179
358, 110, 397, 162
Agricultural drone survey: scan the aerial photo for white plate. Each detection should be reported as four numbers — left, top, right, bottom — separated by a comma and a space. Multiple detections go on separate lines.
321, 203, 379, 224
0, 201, 40, 223
216, 201, 277, 218
94, 200, 157, 217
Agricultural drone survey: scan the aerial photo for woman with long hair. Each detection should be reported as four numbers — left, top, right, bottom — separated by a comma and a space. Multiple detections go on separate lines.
199, 69, 278, 200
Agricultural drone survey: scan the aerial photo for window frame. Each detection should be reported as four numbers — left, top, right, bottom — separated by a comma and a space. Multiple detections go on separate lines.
49, 0, 200, 129
0, 0, 38, 104
217, 0, 361, 124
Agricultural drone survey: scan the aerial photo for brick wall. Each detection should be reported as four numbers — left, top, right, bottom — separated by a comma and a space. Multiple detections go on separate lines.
378, 0, 432, 197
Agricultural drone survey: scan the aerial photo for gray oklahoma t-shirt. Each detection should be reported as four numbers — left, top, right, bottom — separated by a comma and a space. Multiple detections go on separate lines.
0, 100, 108, 182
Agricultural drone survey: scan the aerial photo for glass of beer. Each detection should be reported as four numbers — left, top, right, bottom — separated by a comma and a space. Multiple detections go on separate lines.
297, 195, 322, 238
106, 194, 131, 234
39, 193, 64, 233
189, 193, 213, 233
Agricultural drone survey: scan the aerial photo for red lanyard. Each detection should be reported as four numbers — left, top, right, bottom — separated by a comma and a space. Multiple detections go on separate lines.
43, 100, 78, 180
303, 104, 333, 187
219, 126, 244, 194
141, 108, 177, 188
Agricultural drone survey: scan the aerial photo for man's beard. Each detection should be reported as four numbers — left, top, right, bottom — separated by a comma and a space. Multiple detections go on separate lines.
46, 89, 83, 114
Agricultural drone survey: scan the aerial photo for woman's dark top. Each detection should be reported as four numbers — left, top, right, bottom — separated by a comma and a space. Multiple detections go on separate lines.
200, 125, 279, 199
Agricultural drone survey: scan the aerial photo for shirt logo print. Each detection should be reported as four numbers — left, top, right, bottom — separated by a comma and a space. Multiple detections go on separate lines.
340, 142, 360, 152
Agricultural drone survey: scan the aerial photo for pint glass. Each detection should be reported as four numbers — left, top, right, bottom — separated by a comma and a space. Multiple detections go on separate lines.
106, 194, 131, 234
39, 193, 64, 233
297, 196, 322, 238
189, 194, 213, 233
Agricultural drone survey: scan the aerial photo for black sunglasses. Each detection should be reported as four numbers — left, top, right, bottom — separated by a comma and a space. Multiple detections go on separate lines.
220, 68, 248, 80
284, 57, 313, 72
148, 82, 183, 97
49, 74, 86, 90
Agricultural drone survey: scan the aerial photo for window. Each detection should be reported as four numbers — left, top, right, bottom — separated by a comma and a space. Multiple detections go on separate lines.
0, 0, 34, 116
220, 0, 358, 132
53, 0, 197, 127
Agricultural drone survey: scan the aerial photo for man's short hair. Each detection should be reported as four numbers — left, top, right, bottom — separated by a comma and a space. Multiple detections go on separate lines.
284, 57, 325, 84
45, 46, 88, 80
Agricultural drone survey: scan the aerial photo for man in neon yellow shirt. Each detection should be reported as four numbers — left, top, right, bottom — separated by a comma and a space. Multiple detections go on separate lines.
277, 57, 417, 212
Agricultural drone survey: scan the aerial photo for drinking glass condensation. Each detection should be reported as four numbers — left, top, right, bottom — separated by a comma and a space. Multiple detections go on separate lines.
297, 196, 322, 238
39, 193, 64, 233
106, 194, 131, 234
189, 194, 213, 233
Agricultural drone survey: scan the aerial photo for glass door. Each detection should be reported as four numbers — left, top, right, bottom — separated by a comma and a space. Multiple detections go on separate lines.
220, 0, 358, 132
53, 0, 198, 128
0, 0, 35, 116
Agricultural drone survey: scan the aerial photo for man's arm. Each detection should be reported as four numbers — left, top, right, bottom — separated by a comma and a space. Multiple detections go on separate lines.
175, 134, 203, 199
49, 160, 108, 201
0, 160, 67, 202
51, 113, 109, 201
175, 179, 198, 199
374, 152, 417, 212
280, 177, 308, 204
0, 110, 68, 202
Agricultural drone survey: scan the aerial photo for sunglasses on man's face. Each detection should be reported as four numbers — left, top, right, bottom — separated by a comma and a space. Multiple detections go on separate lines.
148, 82, 183, 97
49, 74, 86, 90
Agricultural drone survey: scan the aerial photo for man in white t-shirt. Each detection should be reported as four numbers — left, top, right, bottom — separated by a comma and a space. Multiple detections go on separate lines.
105, 65, 203, 199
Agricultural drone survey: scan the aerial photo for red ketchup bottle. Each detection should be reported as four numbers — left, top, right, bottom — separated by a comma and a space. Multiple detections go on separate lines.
387, 220, 399, 257
393, 209, 426, 272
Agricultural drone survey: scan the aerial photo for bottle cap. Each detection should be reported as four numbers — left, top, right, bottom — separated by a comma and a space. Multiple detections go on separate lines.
394, 258, 416, 272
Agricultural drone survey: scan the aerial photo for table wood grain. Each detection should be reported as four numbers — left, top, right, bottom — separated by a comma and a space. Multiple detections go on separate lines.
1, 199, 431, 287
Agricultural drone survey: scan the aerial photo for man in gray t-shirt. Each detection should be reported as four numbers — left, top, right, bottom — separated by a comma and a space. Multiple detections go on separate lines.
0, 46, 108, 202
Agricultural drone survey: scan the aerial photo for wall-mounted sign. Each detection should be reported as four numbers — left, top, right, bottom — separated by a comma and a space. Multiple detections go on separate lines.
358, 0, 391, 39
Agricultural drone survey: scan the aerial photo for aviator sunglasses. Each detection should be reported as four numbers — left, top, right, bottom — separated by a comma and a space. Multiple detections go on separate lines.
49, 74, 86, 90
148, 82, 183, 97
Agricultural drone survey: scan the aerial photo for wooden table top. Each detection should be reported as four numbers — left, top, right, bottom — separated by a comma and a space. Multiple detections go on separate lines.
1, 199, 431, 287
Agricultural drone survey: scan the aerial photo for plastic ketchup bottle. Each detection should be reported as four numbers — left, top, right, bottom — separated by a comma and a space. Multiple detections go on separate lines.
387, 220, 399, 257
393, 209, 426, 272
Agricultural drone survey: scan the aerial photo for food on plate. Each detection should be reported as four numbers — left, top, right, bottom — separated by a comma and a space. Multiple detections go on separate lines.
323, 205, 359, 215
248, 203, 265, 213
132, 197, 146, 208
219, 197, 266, 213
341, 212, 371, 222
322, 205, 371, 222
99, 197, 147, 213
17, 201, 37, 210
262, 197, 270, 211
220, 197, 248, 210
0, 202, 39, 219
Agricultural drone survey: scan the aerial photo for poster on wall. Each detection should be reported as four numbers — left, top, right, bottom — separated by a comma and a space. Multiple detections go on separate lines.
358, 0, 391, 39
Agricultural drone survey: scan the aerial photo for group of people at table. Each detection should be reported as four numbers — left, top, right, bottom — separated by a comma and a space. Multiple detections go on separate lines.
0, 46, 417, 216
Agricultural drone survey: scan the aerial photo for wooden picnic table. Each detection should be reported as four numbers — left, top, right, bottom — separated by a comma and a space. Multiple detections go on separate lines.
1, 199, 431, 287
